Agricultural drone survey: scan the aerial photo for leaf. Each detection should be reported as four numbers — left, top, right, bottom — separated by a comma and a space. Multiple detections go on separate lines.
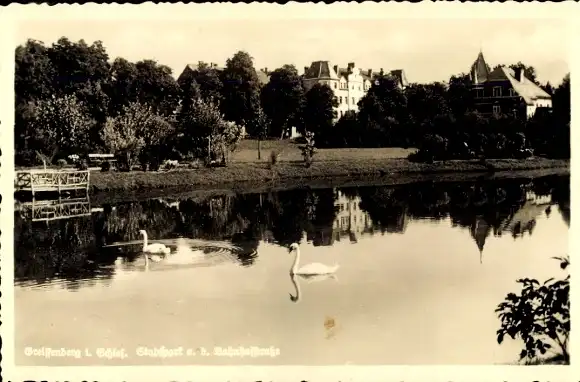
497, 331, 505, 344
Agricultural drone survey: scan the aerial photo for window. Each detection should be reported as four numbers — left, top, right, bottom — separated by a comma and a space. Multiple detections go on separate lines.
334, 96, 338, 104
509, 88, 516, 97
493, 86, 502, 97
493, 105, 501, 115
334, 82, 337, 89
346, 98, 349, 105
512, 109, 518, 118
476, 88, 484, 98
352, 97, 355, 105
339, 96, 343, 104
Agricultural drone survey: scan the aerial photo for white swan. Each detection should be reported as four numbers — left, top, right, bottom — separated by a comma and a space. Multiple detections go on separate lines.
140, 230, 170, 260
288, 242, 339, 276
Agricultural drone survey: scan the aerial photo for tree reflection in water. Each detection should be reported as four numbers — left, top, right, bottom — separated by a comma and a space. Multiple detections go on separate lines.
14, 175, 569, 287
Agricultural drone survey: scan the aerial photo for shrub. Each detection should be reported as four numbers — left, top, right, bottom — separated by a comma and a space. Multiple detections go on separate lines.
269, 150, 280, 167
56, 159, 68, 168
410, 134, 448, 163
76, 159, 88, 170
496, 256, 570, 364
100, 161, 111, 172
299, 131, 316, 168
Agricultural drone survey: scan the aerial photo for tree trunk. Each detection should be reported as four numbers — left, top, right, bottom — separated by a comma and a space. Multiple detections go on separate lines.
258, 139, 262, 160
207, 136, 212, 165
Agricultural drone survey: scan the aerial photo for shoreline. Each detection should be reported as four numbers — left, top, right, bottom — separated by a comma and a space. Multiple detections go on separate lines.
85, 157, 569, 205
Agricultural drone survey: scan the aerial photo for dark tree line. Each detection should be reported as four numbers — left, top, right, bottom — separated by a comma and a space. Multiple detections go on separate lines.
14, 38, 340, 168
315, 69, 570, 162
16, 37, 570, 169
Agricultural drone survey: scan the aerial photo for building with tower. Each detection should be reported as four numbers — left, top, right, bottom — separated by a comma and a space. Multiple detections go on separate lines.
468, 51, 552, 119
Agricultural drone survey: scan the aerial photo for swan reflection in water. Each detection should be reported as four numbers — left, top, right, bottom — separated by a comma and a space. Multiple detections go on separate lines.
289, 272, 338, 303
110, 234, 255, 278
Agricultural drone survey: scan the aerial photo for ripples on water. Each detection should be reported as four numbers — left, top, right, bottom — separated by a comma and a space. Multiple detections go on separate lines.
14, 175, 570, 365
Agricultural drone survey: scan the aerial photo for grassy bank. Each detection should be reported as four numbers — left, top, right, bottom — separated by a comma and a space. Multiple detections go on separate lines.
90, 166, 570, 207
90, 153, 569, 194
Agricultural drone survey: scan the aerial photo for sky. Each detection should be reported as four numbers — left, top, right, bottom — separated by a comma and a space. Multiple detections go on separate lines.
15, 16, 570, 85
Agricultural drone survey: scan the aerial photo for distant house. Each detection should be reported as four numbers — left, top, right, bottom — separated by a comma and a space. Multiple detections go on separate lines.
177, 61, 270, 87
302, 60, 408, 120
469, 52, 552, 119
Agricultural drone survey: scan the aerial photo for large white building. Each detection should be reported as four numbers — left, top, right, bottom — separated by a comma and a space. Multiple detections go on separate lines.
302, 61, 409, 120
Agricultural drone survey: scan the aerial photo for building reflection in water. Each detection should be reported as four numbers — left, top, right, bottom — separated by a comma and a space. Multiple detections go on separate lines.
14, 175, 569, 286
469, 191, 553, 263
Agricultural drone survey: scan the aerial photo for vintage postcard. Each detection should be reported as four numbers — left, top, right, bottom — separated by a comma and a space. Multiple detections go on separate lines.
0, 2, 576, 381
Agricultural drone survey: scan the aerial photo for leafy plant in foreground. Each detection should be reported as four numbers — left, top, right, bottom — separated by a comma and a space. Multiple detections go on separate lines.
496, 255, 570, 364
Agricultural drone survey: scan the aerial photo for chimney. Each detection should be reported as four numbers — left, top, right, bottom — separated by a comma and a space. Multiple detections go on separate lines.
264, 67, 268, 74
367, 69, 373, 77
513, 67, 522, 81
333, 65, 338, 74
304, 66, 309, 74
348, 62, 355, 71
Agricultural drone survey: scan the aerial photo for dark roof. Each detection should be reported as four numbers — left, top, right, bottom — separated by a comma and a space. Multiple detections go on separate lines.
304, 61, 339, 80
477, 65, 551, 104
469, 51, 551, 105
470, 52, 490, 83
389, 69, 409, 87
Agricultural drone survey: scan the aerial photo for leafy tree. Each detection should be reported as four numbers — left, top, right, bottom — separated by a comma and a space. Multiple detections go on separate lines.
176, 67, 202, 112
189, 62, 224, 104
357, 73, 409, 147
542, 81, 554, 95
133, 60, 181, 117
176, 98, 243, 165
43, 38, 112, 146
552, 73, 570, 124
15, 39, 56, 164
107, 57, 139, 115
15, 39, 55, 103
46, 37, 111, 96
260, 64, 306, 138
406, 82, 450, 145
29, 94, 95, 163
446, 73, 473, 118
303, 83, 337, 140
496, 256, 570, 364
406, 82, 450, 125
221, 51, 261, 126
508, 62, 539, 85
325, 111, 360, 148
101, 102, 173, 170
248, 106, 270, 160
526, 73, 570, 159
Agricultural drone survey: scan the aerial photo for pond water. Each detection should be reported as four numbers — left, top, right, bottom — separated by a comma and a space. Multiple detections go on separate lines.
14, 175, 570, 365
